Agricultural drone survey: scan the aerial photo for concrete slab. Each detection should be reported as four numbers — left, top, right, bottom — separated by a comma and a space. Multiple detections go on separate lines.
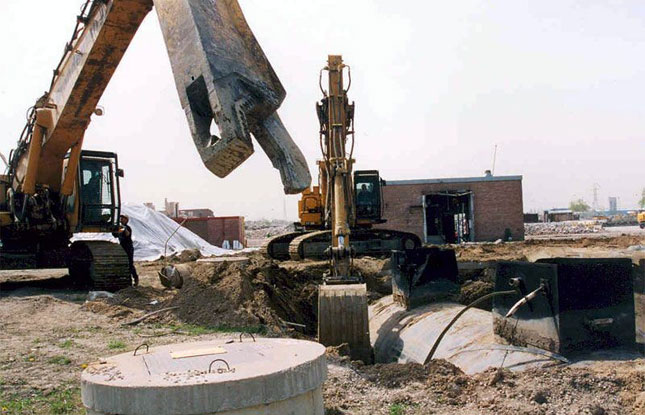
81, 338, 326, 415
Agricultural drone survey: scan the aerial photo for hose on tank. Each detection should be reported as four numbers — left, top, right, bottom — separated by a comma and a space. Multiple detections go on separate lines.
423, 289, 517, 365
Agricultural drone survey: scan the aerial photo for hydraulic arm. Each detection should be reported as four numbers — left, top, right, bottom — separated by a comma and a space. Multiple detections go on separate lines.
321, 55, 355, 280
316, 55, 372, 363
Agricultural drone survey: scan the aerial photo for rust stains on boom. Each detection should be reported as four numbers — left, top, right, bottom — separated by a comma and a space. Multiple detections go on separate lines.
154, 0, 311, 194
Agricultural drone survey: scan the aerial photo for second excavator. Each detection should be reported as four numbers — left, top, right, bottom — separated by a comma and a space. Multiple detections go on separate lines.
266, 55, 424, 362
263, 56, 422, 263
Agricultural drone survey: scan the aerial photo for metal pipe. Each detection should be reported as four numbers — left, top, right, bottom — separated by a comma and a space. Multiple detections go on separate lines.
505, 284, 546, 318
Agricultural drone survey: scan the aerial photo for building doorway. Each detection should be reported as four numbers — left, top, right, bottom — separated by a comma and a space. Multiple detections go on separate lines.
423, 191, 473, 244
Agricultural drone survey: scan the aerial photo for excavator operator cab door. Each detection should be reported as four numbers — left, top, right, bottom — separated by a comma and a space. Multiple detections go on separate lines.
354, 170, 385, 225
74, 151, 122, 233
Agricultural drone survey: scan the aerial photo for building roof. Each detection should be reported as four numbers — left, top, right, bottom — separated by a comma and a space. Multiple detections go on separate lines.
386, 175, 522, 186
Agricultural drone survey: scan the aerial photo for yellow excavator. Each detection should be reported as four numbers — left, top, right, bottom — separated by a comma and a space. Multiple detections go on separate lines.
314, 56, 373, 362
266, 55, 423, 362
0, 0, 310, 291
263, 56, 421, 262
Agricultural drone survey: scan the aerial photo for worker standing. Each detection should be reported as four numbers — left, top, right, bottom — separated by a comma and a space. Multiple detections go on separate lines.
112, 214, 139, 286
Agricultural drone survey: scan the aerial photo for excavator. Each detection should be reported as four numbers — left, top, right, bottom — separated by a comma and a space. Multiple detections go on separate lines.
262, 57, 422, 262
0, 0, 311, 291
312, 55, 374, 362
265, 55, 423, 362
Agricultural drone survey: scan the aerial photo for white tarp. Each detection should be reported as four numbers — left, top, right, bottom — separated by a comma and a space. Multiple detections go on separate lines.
72, 204, 232, 261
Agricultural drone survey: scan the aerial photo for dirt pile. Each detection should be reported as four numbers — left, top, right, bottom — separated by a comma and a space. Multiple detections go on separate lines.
324, 356, 644, 414
453, 234, 645, 263
167, 248, 202, 263
82, 285, 178, 323
459, 280, 494, 309
361, 360, 465, 389
81, 301, 134, 320
165, 255, 318, 334
455, 242, 528, 262
83, 254, 392, 332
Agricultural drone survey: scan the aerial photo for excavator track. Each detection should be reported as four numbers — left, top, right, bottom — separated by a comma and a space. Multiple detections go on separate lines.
69, 241, 131, 292
261, 231, 305, 260
289, 230, 332, 260
285, 228, 422, 261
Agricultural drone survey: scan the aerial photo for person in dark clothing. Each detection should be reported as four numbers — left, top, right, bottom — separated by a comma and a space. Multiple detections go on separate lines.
112, 214, 139, 286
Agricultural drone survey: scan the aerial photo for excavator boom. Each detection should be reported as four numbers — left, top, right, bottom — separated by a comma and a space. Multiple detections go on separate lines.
315, 56, 372, 363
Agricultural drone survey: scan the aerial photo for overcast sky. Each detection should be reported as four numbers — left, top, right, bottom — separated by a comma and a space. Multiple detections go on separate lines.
1, 0, 644, 219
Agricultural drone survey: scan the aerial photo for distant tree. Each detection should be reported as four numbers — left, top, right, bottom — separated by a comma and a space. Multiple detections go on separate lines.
640, 188, 645, 209
569, 198, 590, 212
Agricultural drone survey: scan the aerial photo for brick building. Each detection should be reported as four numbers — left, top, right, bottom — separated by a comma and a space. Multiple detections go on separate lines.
377, 174, 524, 243
174, 216, 246, 248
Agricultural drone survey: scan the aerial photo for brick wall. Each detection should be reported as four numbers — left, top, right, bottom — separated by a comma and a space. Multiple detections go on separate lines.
377, 177, 524, 242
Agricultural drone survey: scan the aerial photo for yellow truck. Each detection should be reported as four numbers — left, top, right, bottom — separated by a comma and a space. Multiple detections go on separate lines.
638, 211, 645, 229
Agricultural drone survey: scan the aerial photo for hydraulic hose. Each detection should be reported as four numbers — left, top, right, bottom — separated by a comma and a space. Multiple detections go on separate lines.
423, 289, 517, 365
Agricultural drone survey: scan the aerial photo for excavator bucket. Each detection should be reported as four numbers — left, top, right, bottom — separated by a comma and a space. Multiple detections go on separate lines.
391, 247, 459, 310
318, 284, 373, 363
153, 0, 311, 194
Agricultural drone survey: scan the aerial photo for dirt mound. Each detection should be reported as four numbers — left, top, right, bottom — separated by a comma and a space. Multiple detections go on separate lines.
165, 255, 318, 334
324, 355, 643, 414
108, 285, 172, 310
354, 257, 392, 297
84, 285, 176, 323
81, 301, 134, 320
459, 280, 494, 309
524, 234, 645, 248
455, 242, 528, 262
281, 256, 392, 301
361, 359, 465, 389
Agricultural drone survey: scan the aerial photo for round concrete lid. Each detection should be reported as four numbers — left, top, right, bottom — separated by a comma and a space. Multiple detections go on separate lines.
81, 338, 327, 415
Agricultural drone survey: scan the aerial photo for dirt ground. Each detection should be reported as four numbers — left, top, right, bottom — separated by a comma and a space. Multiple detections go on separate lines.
452, 234, 645, 262
0, 234, 643, 414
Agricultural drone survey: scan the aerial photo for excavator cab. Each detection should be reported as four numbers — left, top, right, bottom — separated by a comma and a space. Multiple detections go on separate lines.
73, 151, 123, 233
354, 170, 385, 225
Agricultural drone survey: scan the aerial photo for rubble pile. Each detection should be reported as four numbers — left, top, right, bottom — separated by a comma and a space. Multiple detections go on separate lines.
525, 220, 603, 236
245, 219, 295, 247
